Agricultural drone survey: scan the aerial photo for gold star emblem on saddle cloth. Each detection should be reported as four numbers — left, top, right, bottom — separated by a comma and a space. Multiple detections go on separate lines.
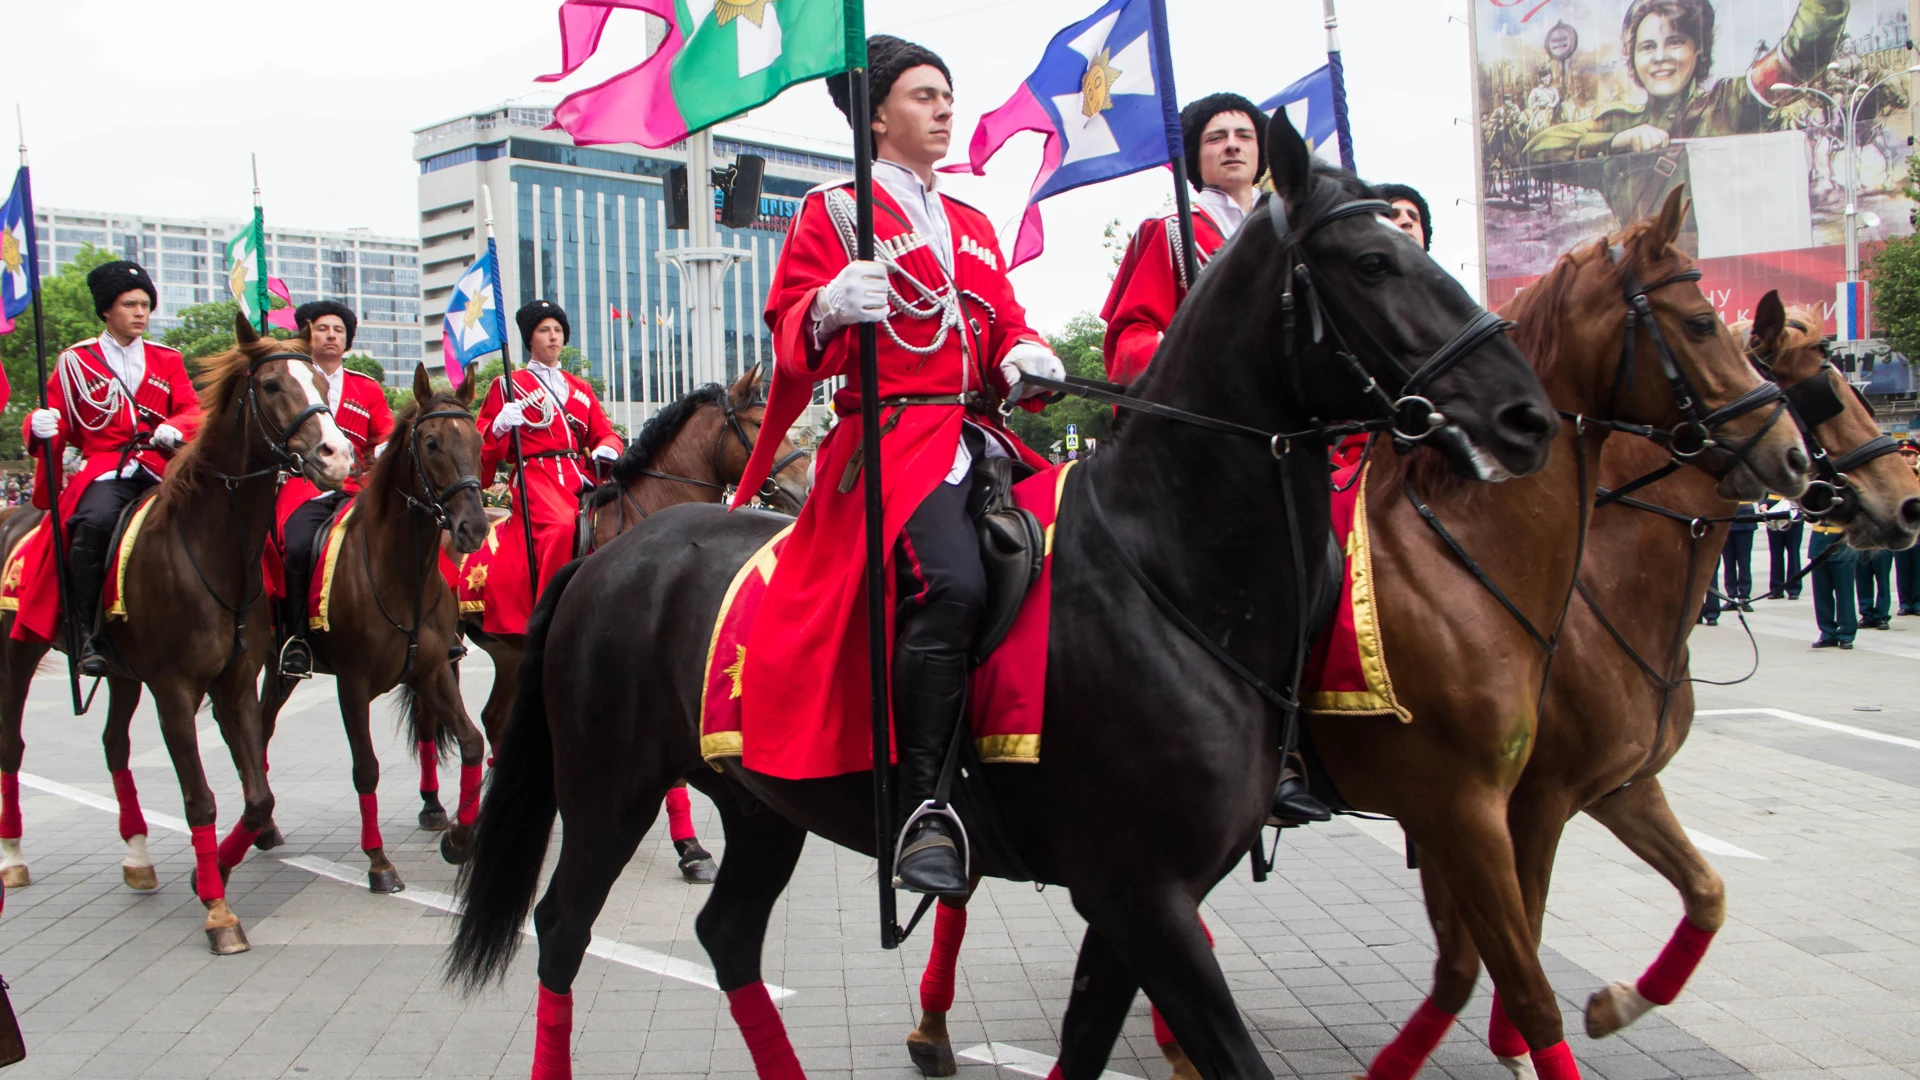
724, 644, 747, 699
1081, 47, 1120, 118
465, 563, 488, 591
716, 0, 771, 26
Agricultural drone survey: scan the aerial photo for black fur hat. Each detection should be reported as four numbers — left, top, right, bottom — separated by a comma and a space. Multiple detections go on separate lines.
515, 299, 570, 350
828, 35, 952, 154
295, 299, 358, 349
1373, 183, 1433, 251
1180, 93, 1267, 193
87, 260, 157, 317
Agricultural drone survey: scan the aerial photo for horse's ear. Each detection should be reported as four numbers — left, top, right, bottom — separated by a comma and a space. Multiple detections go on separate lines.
1266, 107, 1313, 214
1650, 185, 1689, 253
727, 365, 757, 404
413, 362, 433, 409
456, 371, 476, 408
1752, 290, 1787, 351
234, 312, 259, 344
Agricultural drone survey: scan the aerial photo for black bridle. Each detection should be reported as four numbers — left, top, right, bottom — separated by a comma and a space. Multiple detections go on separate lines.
1750, 332, 1897, 522
616, 395, 811, 530
240, 351, 337, 482
402, 408, 485, 529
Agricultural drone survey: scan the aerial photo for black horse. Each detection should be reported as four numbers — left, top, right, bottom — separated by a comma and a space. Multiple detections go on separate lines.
448, 112, 1560, 1079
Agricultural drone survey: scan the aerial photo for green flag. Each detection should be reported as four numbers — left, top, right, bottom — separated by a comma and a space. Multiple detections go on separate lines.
224, 210, 271, 330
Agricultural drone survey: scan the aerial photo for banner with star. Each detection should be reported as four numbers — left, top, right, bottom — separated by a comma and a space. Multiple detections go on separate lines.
440, 251, 506, 388
538, 0, 853, 149
224, 217, 298, 332
949, 0, 1182, 267
0, 169, 34, 338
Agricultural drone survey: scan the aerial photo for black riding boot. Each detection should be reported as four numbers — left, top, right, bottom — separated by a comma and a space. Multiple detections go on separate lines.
278, 591, 313, 678
1270, 765, 1332, 825
891, 637, 971, 898
67, 523, 112, 678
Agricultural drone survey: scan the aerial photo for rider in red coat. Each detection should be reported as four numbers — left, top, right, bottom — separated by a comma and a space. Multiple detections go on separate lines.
276, 300, 396, 676
1100, 93, 1266, 385
475, 300, 622, 608
730, 36, 1064, 897
21, 261, 199, 672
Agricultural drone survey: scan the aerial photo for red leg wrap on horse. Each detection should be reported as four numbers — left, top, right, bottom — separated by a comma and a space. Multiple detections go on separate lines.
1152, 1006, 1175, 1048
1636, 918, 1715, 1006
531, 984, 572, 1080
359, 793, 383, 852
217, 821, 259, 870
417, 741, 439, 792
0, 772, 20, 839
920, 901, 966, 1014
1045, 1066, 1064, 1080
191, 824, 222, 901
1488, 991, 1530, 1059
665, 786, 696, 843
1364, 997, 1456, 1080
726, 982, 804, 1080
110, 768, 147, 842
1531, 1040, 1580, 1080
457, 764, 482, 826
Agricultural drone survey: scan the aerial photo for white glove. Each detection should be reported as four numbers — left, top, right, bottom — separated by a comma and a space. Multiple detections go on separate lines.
372, 442, 388, 459
29, 409, 59, 441
811, 260, 890, 336
491, 400, 527, 436
592, 445, 619, 464
151, 424, 184, 450
999, 341, 1066, 403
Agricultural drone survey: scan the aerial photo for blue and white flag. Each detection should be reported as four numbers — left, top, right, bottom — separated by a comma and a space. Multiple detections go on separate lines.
1261, 66, 1339, 163
0, 169, 35, 337
441, 250, 505, 388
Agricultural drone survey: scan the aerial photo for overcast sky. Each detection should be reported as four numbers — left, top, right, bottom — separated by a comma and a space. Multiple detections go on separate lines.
6, 0, 1481, 333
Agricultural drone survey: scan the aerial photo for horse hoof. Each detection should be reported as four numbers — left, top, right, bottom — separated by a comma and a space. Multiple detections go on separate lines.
0, 864, 29, 889
418, 808, 450, 832
680, 856, 718, 885
253, 826, 284, 851
1498, 1055, 1539, 1080
367, 869, 405, 894
439, 830, 472, 866
905, 1034, 956, 1077
122, 864, 159, 891
1161, 1041, 1202, 1080
1585, 979, 1649, 1039
206, 922, 251, 955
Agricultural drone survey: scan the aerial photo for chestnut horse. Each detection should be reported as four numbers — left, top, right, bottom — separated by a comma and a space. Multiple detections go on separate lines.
901, 190, 1814, 1080
257, 365, 492, 891
0, 319, 352, 952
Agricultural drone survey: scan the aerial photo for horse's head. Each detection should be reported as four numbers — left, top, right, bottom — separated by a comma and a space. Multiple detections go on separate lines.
718, 366, 809, 514
1517, 189, 1809, 501
1746, 292, 1919, 549
398, 363, 490, 554
234, 315, 353, 488
1256, 109, 1556, 480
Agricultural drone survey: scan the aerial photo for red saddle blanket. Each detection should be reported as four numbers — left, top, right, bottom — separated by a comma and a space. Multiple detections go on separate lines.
446, 515, 532, 635
700, 462, 1074, 772
1, 497, 162, 644
1302, 460, 1409, 721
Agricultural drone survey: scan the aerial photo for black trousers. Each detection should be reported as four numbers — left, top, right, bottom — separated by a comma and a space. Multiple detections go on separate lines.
69, 476, 155, 537
67, 476, 157, 635
1721, 529, 1754, 602
283, 491, 350, 631
1767, 520, 1805, 598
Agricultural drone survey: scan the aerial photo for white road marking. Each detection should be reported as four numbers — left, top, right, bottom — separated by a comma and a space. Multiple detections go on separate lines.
958, 1042, 1141, 1079
17, 771, 189, 832
282, 854, 790, 999
1682, 828, 1764, 860
1697, 707, 1920, 752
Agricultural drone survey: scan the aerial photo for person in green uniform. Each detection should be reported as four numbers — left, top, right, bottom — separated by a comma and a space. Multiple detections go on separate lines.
1522, 0, 1848, 224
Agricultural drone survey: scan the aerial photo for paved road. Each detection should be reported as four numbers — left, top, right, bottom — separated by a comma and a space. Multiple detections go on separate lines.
0, 592, 1914, 1079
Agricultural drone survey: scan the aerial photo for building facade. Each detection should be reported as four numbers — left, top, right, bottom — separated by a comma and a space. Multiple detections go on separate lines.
31, 208, 423, 380
413, 104, 852, 429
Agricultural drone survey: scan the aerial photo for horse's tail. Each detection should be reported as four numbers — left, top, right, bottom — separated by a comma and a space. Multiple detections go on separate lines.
393, 684, 456, 764
445, 558, 585, 994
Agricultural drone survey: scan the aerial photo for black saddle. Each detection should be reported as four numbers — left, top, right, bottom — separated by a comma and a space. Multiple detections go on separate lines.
966, 457, 1045, 665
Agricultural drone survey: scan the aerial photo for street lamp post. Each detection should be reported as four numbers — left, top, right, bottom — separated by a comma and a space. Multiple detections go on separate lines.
1774, 62, 1920, 285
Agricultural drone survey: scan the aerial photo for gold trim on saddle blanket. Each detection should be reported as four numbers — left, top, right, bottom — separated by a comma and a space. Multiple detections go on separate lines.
107, 498, 159, 621
0, 519, 45, 613
309, 505, 357, 633
699, 525, 794, 764
1304, 461, 1410, 723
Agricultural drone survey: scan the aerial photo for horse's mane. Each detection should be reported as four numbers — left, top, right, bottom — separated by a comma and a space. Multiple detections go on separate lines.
362, 386, 473, 505
1502, 215, 1691, 385
589, 384, 729, 506
159, 336, 311, 504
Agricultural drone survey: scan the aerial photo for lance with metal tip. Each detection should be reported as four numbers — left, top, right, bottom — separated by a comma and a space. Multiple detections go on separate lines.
481, 185, 541, 612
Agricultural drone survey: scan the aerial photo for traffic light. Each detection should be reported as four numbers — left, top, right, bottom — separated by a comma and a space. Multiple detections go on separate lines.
666, 166, 690, 231
716, 155, 767, 229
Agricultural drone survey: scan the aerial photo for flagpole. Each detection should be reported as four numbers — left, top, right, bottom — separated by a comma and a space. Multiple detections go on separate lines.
250, 154, 269, 334
482, 186, 542, 612
16, 115, 84, 714
1147, 0, 1199, 287
1323, 0, 1356, 172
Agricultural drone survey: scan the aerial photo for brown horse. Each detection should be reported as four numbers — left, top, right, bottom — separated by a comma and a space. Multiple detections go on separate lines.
0, 318, 351, 952
900, 190, 1813, 1079
257, 365, 491, 892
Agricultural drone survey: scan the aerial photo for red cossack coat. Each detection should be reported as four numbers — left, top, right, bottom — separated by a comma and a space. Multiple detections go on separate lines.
1099, 208, 1228, 385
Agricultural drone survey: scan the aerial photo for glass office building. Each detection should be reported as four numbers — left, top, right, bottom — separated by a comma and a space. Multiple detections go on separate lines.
414, 104, 852, 428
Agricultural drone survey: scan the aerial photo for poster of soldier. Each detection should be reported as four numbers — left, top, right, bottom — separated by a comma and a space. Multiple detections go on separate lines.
1473, 0, 1915, 327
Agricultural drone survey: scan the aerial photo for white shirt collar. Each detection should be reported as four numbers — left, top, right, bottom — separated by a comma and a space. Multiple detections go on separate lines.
528, 359, 568, 400
96, 333, 146, 391
1193, 188, 1253, 241
316, 362, 346, 412
873, 158, 953, 272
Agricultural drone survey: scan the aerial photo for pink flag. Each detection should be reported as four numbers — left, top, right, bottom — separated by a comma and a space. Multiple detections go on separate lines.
267, 277, 298, 332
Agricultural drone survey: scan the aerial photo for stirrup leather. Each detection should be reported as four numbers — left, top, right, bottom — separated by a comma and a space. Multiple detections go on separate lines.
891, 800, 970, 889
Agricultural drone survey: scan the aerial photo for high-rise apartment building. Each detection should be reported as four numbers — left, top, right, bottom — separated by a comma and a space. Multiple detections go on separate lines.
30, 208, 423, 381
413, 103, 851, 427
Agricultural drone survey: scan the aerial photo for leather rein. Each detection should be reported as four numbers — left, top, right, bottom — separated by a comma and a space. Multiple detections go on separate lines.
616, 395, 810, 530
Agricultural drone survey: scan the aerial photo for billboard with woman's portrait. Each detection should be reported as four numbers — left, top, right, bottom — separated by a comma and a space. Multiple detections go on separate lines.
1472, 0, 1915, 330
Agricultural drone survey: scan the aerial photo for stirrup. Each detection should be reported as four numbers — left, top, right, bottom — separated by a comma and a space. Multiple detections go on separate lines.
891, 800, 970, 890
278, 637, 314, 680
77, 640, 111, 678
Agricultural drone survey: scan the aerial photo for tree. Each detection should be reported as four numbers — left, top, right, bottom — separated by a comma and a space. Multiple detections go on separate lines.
162, 298, 289, 365
1869, 232, 1920, 360
0, 245, 120, 462
1006, 312, 1113, 456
